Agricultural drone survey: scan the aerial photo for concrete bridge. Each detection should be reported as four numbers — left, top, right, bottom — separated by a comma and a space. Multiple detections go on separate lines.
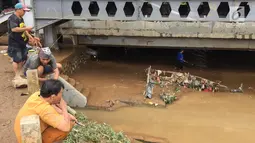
2, 0, 255, 49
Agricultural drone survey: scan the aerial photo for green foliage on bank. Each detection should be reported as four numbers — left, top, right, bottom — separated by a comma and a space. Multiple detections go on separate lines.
64, 112, 130, 143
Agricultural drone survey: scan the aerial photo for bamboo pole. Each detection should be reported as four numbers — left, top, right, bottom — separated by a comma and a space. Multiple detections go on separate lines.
146, 66, 151, 84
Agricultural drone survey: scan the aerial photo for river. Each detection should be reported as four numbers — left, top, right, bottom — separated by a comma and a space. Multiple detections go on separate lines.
79, 92, 255, 143
70, 47, 255, 143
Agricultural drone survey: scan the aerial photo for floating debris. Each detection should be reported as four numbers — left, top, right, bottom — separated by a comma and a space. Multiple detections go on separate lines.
144, 66, 237, 104
230, 83, 243, 93
146, 66, 229, 94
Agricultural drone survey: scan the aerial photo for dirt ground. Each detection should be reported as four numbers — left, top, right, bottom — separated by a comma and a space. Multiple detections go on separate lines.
0, 46, 28, 142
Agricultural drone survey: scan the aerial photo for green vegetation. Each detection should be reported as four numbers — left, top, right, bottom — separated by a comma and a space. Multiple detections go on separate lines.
64, 112, 130, 143
160, 93, 177, 104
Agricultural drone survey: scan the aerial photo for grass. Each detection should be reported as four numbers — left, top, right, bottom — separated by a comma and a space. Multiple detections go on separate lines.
64, 112, 130, 143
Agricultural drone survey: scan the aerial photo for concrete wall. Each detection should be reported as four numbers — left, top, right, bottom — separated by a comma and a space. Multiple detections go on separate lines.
76, 36, 255, 50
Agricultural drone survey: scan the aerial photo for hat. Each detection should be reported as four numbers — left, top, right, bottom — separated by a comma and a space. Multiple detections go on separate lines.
39, 47, 52, 59
15, 3, 30, 11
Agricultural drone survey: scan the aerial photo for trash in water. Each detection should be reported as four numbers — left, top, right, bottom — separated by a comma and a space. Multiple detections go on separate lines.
85, 48, 98, 57
145, 80, 156, 99
145, 66, 229, 94
144, 66, 243, 104
230, 83, 243, 93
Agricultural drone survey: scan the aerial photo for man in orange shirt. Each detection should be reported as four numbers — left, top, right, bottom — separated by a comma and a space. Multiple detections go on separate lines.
14, 79, 77, 143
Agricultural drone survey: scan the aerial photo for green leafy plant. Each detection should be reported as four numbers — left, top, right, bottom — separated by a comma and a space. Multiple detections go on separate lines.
64, 112, 130, 143
160, 93, 177, 104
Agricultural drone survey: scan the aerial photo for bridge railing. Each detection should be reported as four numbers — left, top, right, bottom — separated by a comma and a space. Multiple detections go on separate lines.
34, 0, 255, 21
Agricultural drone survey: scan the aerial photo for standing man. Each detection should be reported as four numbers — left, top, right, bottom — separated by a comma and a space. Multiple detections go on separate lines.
7, 2, 34, 80
175, 50, 186, 71
14, 79, 77, 143
23, 47, 62, 81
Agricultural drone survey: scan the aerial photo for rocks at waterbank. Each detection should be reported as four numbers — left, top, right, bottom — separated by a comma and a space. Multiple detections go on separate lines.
85, 48, 98, 58
61, 51, 89, 75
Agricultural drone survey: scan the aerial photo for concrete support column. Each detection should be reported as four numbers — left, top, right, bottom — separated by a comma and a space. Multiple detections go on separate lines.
43, 24, 59, 50
71, 35, 78, 46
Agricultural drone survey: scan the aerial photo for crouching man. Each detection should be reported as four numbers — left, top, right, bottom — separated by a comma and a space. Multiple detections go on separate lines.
14, 79, 77, 143
23, 47, 62, 81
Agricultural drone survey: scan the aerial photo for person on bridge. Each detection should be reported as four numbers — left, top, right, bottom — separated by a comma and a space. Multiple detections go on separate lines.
7, 3, 41, 81
175, 50, 187, 71
14, 79, 77, 143
23, 47, 62, 81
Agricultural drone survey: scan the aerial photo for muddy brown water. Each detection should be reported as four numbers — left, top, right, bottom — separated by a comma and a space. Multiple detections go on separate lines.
69, 47, 255, 143
78, 92, 255, 143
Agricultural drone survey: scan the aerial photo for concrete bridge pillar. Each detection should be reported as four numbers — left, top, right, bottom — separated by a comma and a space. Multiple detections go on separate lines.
71, 35, 78, 46
43, 24, 59, 50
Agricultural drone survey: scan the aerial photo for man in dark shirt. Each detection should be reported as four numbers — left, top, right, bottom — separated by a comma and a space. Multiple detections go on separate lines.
175, 50, 186, 71
7, 3, 33, 80
23, 47, 62, 81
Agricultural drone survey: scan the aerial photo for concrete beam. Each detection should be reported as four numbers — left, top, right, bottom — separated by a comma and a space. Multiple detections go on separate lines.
59, 21, 255, 39
77, 36, 255, 50
71, 35, 78, 46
